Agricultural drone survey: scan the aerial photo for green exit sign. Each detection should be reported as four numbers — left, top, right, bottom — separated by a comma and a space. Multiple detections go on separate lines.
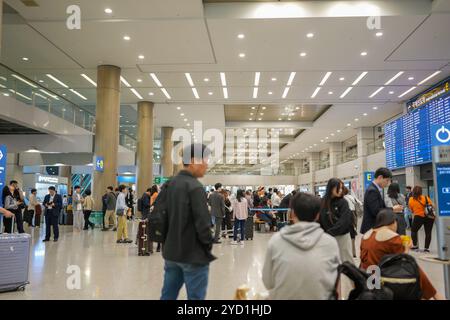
154, 176, 169, 184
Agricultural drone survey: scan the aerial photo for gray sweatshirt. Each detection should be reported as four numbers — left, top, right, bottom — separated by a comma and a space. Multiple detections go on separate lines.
262, 222, 340, 300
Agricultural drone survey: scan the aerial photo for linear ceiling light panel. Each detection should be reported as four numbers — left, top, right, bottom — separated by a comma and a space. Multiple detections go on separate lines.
319, 72, 332, 86
39, 89, 59, 100
220, 72, 227, 86
161, 88, 171, 99
369, 86, 384, 98
287, 72, 296, 86
120, 76, 131, 88
81, 74, 97, 87
46, 74, 69, 88
417, 71, 442, 85
130, 88, 143, 100
254, 72, 260, 86
9, 89, 31, 101
340, 87, 353, 98
311, 87, 321, 98
12, 74, 38, 88
192, 87, 200, 99
69, 89, 87, 100
352, 72, 368, 86
185, 73, 195, 87
150, 73, 163, 87
253, 87, 258, 99
223, 87, 228, 99
398, 86, 416, 98
282, 87, 290, 99
384, 71, 404, 85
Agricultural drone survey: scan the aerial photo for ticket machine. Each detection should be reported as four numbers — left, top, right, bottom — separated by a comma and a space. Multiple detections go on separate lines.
431, 124, 450, 299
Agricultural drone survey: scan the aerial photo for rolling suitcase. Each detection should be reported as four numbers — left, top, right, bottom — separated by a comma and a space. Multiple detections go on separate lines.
137, 220, 149, 256
0, 215, 31, 292
245, 216, 254, 240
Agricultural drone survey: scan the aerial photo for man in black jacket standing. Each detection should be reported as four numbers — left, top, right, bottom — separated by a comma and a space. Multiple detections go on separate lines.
161, 143, 215, 300
43, 186, 63, 242
360, 167, 402, 234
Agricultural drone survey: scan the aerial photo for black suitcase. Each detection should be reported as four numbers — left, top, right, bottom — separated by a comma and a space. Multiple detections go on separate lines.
137, 220, 149, 256
245, 216, 254, 240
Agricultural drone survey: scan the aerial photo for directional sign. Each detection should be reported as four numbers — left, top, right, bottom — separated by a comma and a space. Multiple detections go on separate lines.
432, 124, 450, 147
364, 171, 375, 190
436, 164, 450, 217
0, 145, 7, 207
95, 156, 104, 172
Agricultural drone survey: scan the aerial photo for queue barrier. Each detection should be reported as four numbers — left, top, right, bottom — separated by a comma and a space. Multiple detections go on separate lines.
89, 211, 104, 227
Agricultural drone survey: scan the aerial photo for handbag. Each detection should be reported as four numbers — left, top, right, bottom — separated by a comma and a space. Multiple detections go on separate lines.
116, 208, 125, 216
423, 197, 435, 219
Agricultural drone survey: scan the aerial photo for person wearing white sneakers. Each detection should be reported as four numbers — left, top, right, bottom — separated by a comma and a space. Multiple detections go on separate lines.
231, 189, 248, 245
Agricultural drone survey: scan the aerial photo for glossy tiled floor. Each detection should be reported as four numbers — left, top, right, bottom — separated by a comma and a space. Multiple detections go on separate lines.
1, 221, 446, 299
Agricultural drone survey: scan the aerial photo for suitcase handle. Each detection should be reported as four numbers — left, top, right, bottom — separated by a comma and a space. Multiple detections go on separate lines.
0, 210, 15, 233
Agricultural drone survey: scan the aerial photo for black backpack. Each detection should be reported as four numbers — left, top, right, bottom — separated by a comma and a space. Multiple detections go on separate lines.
379, 253, 422, 300
137, 196, 143, 212
147, 181, 170, 243
332, 262, 394, 300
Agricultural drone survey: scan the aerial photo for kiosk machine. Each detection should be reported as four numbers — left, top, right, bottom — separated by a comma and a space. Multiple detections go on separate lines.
431, 124, 450, 299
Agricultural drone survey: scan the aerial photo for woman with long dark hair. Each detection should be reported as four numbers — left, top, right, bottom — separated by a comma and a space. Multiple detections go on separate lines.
408, 186, 435, 252
385, 183, 407, 235
319, 178, 353, 263
231, 189, 248, 245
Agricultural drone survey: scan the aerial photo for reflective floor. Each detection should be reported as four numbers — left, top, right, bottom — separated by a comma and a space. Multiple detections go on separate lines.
1, 221, 445, 300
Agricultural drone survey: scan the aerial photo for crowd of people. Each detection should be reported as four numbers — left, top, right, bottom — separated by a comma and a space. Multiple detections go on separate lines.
0, 143, 444, 300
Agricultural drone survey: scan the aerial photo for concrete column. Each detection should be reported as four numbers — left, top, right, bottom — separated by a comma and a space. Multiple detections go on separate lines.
406, 166, 427, 190
59, 166, 72, 193
292, 159, 301, 177
6, 153, 23, 188
93, 65, 121, 210
161, 126, 174, 178
307, 152, 320, 193
136, 101, 154, 197
356, 127, 374, 197
329, 142, 343, 178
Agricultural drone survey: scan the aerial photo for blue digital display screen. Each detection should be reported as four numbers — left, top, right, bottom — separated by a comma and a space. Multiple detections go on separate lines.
385, 83, 450, 170
436, 164, 450, 217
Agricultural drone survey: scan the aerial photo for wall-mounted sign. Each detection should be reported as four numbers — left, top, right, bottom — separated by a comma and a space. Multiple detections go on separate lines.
407, 79, 449, 112
0, 145, 7, 207
95, 156, 104, 172
154, 177, 170, 185
432, 124, 450, 147
364, 171, 375, 190
37, 175, 59, 184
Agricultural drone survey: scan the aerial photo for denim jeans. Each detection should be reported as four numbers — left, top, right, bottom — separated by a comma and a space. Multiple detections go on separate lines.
234, 219, 245, 241
160, 260, 209, 300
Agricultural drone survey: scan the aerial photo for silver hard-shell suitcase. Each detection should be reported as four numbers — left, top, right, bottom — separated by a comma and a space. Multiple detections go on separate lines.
0, 214, 31, 292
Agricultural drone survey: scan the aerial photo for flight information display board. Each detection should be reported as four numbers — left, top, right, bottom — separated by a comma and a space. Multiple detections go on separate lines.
385, 78, 450, 170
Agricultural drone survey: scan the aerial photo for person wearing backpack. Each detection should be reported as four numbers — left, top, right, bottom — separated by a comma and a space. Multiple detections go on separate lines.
360, 209, 443, 300
343, 186, 362, 258
160, 144, 215, 300
408, 186, 435, 252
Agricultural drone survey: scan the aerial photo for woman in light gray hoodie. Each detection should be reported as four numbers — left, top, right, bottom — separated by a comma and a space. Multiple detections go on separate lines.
262, 192, 341, 300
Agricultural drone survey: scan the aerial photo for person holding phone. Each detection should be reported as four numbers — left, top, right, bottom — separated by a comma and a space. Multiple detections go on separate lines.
43, 186, 63, 242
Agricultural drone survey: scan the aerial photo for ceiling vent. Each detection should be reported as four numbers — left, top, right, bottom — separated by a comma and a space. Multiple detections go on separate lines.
20, 0, 39, 7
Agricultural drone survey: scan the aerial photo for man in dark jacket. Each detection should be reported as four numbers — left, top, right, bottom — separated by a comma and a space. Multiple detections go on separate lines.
360, 168, 402, 234
141, 188, 151, 220
43, 186, 63, 242
208, 182, 225, 243
161, 143, 215, 300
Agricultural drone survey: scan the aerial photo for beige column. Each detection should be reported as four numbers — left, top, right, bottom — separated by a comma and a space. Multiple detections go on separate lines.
59, 166, 72, 193
161, 127, 174, 178
136, 101, 154, 197
93, 65, 121, 210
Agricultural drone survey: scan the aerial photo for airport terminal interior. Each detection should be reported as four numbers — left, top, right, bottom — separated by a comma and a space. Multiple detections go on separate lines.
1, 0, 450, 300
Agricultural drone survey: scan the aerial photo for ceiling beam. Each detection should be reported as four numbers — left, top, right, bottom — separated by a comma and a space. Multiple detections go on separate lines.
226, 121, 313, 128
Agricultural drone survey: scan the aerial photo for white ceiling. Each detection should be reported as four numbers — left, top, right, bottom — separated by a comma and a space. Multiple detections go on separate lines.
2, 0, 450, 164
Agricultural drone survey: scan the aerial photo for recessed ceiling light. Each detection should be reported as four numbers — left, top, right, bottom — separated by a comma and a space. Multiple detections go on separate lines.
239, 53, 246, 58
372, 106, 378, 110
260, 113, 264, 115
331, 133, 335, 136
150, 73, 163, 87
249, 118, 253, 121
337, 130, 341, 133
104, 8, 112, 14
325, 137, 329, 139
123, 35, 131, 41
138, 55, 145, 60
398, 86, 416, 98
287, 118, 291, 121
137, 79, 143, 83
180, 113, 185, 116
237, 34, 245, 39
418, 71, 442, 85
278, 118, 282, 121
363, 113, 368, 116
262, 106, 266, 110
320, 140, 324, 142
354, 118, 359, 121
361, 51, 368, 56
184, 118, 188, 122
408, 77, 414, 81
282, 87, 290, 99
369, 86, 384, 98
161, 88, 171, 99
347, 123, 351, 126
340, 87, 353, 98
251, 106, 256, 110
311, 87, 321, 98
222, 87, 228, 99
268, 91, 273, 95
295, 106, 300, 110
208, 91, 213, 96
352, 72, 368, 85
177, 107, 181, 110
120, 76, 131, 87
389, 91, 394, 94
22, 57, 29, 61
148, 92, 154, 96
306, 33, 314, 38
3, 93, 9, 96
339, 77, 345, 81
39, 80, 44, 83
81, 74, 97, 87
271, 77, 277, 81
204, 78, 209, 82
328, 91, 333, 95
376, 32, 383, 37
300, 52, 307, 57
287, 72, 296, 86
258, 118, 262, 121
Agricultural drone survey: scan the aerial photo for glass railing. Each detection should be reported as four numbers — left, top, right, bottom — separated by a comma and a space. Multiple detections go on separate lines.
367, 137, 385, 155
318, 159, 330, 170
0, 64, 136, 151
336, 151, 358, 164
300, 167, 310, 174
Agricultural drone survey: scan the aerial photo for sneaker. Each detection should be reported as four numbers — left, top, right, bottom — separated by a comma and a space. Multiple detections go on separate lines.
53, 239, 58, 242
116, 239, 124, 244
411, 246, 419, 251
101, 228, 109, 231
213, 240, 222, 244
124, 239, 133, 243
231, 241, 239, 245
112, 228, 117, 231
43, 239, 50, 242
424, 249, 430, 253
239, 241, 244, 246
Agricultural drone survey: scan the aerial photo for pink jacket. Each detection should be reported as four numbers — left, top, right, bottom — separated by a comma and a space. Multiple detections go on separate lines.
232, 199, 248, 220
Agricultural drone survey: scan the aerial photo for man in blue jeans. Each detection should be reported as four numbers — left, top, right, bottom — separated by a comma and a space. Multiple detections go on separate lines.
160, 143, 216, 300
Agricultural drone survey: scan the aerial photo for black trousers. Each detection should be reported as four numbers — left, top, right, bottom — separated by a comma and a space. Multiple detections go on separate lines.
45, 214, 59, 240
83, 210, 94, 229
221, 212, 233, 231
411, 215, 434, 249
3, 209, 25, 233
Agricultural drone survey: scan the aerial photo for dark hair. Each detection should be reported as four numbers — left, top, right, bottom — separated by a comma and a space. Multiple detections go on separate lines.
292, 190, 297, 195
387, 183, 400, 199
114, 187, 119, 192
74, 185, 81, 190
9, 180, 18, 185
150, 185, 158, 195
342, 186, 349, 196
182, 143, 211, 166
374, 167, 392, 179
412, 186, 423, 200
85, 189, 91, 196
31, 188, 37, 193
322, 178, 344, 211
107, 186, 114, 191
290, 192, 321, 222
268, 188, 273, 192
118, 185, 127, 192
214, 183, 222, 191
273, 188, 278, 193
245, 190, 252, 196
374, 208, 396, 229
48, 186, 56, 191
406, 186, 412, 190
237, 189, 245, 202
